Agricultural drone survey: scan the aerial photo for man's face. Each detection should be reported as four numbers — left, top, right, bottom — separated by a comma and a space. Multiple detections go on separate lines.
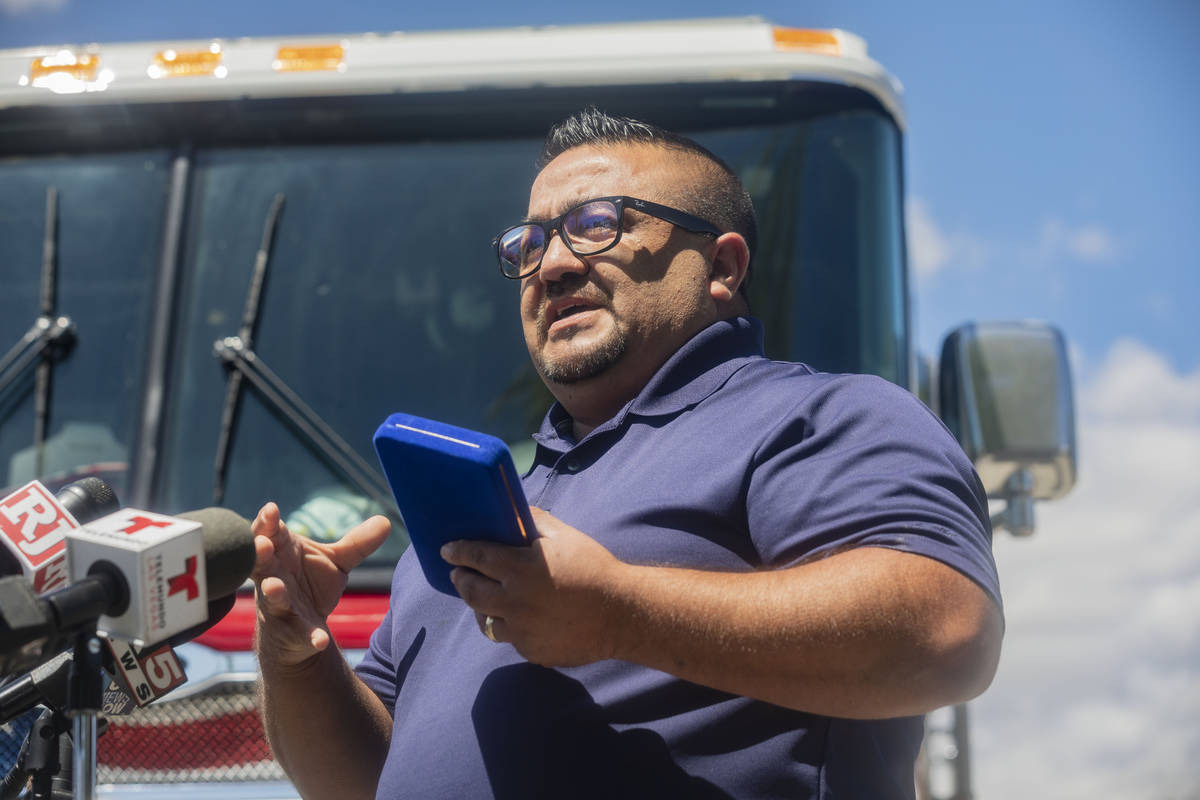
520, 144, 719, 394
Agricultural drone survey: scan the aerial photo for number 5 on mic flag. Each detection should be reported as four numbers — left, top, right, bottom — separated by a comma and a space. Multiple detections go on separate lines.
105, 637, 188, 707
67, 509, 208, 646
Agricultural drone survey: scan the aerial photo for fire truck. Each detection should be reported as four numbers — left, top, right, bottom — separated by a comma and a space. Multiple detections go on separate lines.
0, 17, 1076, 799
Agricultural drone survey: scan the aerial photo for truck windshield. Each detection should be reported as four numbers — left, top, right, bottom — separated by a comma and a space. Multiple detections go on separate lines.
0, 152, 168, 503
0, 110, 904, 580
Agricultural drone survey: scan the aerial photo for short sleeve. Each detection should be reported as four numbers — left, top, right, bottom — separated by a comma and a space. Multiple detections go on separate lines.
747, 374, 1002, 609
353, 559, 411, 714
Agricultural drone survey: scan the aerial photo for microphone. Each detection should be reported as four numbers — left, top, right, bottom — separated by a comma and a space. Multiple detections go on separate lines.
53, 477, 119, 528
96, 509, 250, 707
0, 477, 121, 593
1, 506, 253, 676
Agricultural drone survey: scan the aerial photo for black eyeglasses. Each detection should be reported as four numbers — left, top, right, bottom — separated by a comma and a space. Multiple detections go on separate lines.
493, 195, 722, 279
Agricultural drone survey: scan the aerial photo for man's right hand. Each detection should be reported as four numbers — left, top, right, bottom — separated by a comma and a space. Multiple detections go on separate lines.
252, 501, 391, 668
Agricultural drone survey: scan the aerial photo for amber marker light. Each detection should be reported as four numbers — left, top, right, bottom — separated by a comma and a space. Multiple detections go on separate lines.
29, 51, 99, 82
771, 28, 842, 56
20, 50, 113, 93
273, 44, 346, 72
148, 43, 225, 79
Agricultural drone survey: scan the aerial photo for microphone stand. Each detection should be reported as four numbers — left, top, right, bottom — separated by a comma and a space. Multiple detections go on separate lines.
64, 626, 102, 800
21, 707, 72, 800
0, 626, 105, 800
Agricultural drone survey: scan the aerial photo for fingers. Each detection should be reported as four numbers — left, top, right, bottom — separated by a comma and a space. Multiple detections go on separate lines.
443, 539, 519, 615
252, 504, 281, 579
448, 562, 502, 607
476, 612, 505, 644
255, 562, 332, 661
443, 537, 542, 615
329, 515, 392, 573
257, 574, 291, 614
441, 539, 524, 576
309, 626, 332, 652
253, 532, 276, 577
251, 501, 306, 620
252, 501, 282, 539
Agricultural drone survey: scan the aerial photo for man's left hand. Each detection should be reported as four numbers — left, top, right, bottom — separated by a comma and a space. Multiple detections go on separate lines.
441, 507, 627, 667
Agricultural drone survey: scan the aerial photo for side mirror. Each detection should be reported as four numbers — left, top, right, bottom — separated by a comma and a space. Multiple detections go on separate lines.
938, 321, 1077, 536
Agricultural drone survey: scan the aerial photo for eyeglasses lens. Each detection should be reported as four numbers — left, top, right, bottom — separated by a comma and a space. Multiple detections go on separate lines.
498, 226, 546, 278
564, 201, 620, 253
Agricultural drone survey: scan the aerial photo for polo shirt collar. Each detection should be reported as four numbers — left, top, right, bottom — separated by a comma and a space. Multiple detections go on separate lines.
534, 316, 765, 449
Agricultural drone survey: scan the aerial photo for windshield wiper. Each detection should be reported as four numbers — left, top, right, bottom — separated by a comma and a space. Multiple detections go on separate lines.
0, 187, 75, 478
211, 193, 396, 515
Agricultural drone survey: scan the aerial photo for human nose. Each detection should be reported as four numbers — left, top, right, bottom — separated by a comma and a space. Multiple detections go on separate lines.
536, 229, 590, 284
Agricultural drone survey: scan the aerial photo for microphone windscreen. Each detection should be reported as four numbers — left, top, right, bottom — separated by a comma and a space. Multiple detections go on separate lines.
177, 508, 255, 600
153, 592, 238, 651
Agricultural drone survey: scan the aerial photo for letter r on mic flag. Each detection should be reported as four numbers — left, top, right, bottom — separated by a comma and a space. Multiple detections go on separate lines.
0, 480, 78, 593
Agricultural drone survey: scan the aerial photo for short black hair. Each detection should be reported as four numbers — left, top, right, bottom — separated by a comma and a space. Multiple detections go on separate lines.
537, 108, 757, 289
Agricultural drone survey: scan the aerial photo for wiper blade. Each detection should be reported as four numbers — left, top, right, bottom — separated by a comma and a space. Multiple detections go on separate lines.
34, 185, 59, 473
0, 186, 75, 478
211, 194, 397, 516
212, 193, 284, 506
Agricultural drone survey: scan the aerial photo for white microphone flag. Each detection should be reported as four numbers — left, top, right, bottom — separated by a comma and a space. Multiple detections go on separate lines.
67, 508, 207, 646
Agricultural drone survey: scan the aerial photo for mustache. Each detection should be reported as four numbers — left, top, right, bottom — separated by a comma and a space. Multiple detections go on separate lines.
544, 272, 591, 299
541, 274, 610, 316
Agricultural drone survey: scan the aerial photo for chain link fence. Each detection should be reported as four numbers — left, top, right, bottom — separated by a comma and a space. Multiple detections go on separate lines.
98, 682, 282, 784
2, 681, 283, 788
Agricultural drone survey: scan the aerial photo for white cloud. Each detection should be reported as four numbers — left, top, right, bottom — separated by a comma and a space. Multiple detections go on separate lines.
971, 339, 1200, 798
907, 202, 1122, 289
906, 197, 950, 280
1084, 339, 1200, 425
1039, 218, 1119, 263
0, 0, 65, 12
905, 197, 991, 282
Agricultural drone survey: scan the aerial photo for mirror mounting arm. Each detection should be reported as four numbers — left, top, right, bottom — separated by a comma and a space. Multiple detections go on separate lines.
990, 468, 1035, 537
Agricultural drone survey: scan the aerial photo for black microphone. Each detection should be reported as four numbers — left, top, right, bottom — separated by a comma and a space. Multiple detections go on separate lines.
54, 477, 119, 526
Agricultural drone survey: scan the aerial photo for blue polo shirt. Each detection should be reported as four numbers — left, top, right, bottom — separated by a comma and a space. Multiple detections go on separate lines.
358, 316, 999, 799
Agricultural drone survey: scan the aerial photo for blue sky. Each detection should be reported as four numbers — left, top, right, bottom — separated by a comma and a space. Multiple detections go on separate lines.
2, 0, 1197, 796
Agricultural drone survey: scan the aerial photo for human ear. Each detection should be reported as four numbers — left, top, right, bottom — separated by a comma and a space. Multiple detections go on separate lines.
707, 233, 750, 304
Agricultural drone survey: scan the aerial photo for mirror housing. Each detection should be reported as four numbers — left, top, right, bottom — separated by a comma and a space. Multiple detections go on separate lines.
938, 321, 1077, 535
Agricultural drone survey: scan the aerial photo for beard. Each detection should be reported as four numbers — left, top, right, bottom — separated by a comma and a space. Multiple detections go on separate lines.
532, 325, 628, 384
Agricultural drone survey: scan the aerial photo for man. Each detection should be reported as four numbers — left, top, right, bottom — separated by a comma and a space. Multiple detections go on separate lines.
253, 109, 1003, 799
